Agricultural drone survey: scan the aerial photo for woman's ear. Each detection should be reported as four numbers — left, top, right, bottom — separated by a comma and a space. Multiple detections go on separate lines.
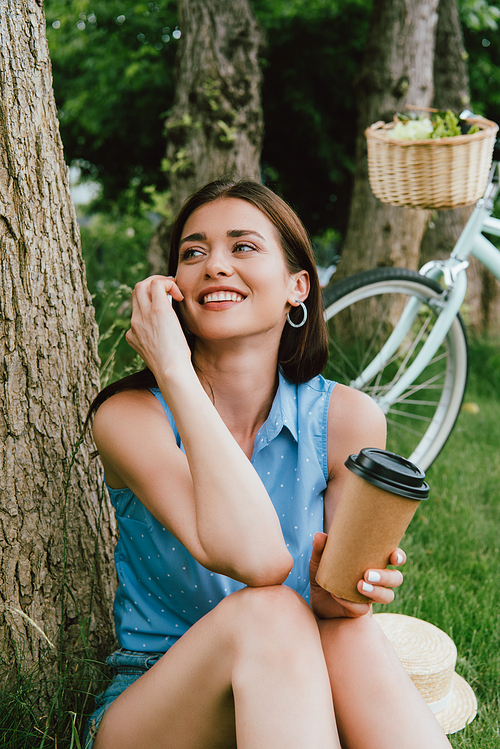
288, 270, 310, 304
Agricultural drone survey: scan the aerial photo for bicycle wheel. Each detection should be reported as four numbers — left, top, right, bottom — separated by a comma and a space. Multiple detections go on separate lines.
322, 267, 468, 471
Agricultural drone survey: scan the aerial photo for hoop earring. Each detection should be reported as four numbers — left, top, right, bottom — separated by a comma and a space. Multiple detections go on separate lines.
286, 300, 308, 328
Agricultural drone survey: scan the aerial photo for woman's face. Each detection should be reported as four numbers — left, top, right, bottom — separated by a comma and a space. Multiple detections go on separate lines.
174, 198, 309, 344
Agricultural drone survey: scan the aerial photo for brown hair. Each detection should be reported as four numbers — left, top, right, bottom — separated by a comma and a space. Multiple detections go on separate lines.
86, 179, 328, 427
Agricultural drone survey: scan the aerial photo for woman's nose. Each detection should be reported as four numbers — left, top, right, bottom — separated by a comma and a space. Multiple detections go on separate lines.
204, 249, 233, 278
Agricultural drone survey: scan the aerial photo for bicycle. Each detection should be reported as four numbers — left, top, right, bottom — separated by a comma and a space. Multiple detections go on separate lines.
321, 138, 500, 471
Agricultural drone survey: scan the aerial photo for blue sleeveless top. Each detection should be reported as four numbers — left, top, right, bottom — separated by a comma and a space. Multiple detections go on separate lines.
108, 372, 336, 652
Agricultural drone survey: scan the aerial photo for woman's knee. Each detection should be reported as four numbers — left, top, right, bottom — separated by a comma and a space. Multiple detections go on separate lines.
219, 586, 328, 696
221, 584, 320, 655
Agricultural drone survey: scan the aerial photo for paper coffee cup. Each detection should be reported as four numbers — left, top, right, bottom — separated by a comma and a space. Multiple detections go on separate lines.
316, 448, 429, 603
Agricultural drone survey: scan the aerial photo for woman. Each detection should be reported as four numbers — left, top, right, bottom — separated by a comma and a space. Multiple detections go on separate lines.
85, 180, 451, 749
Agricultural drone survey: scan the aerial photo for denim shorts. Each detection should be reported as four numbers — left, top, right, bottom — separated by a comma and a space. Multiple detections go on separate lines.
82, 648, 164, 749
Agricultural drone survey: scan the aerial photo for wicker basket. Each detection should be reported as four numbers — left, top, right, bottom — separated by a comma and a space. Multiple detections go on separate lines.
365, 115, 499, 209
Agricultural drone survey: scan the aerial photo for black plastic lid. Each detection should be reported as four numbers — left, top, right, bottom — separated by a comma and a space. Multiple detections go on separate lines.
345, 448, 429, 500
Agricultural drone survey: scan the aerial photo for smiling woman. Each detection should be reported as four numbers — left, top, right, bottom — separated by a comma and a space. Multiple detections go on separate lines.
168, 180, 328, 382
173, 198, 310, 355
83, 180, 452, 749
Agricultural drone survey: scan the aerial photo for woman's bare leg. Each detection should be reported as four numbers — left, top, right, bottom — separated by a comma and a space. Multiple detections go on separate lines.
94, 585, 338, 749
319, 615, 452, 749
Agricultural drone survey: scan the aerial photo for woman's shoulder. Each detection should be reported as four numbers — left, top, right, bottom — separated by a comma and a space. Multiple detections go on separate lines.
92, 388, 179, 490
92, 387, 171, 447
93, 387, 162, 421
326, 384, 387, 476
293, 377, 385, 440
328, 383, 386, 433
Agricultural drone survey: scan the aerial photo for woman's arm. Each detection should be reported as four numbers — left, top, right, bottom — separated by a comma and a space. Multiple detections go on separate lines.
323, 384, 387, 531
93, 276, 292, 587
309, 384, 405, 618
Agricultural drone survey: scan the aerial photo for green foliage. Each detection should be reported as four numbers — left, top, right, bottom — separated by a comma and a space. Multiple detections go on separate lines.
79, 209, 155, 382
387, 110, 480, 141
254, 0, 372, 238
312, 227, 342, 270
45, 0, 179, 211
459, 0, 500, 127
431, 110, 463, 138
465, 28, 500, 126
254, 0, 368, 26
45, 0, 373, 234
0, 650, 108, 748
45, 0, 500, 238
459, 0, 500, 31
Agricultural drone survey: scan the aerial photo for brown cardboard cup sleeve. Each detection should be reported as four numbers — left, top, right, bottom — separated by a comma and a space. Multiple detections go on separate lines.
316, 448, 429, 604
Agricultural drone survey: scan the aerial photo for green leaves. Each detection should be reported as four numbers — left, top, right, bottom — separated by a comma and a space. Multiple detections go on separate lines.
45, 0, 179, 211
431, 110, 464, 138
44, 0, 500, 238
459, 0, 500, 31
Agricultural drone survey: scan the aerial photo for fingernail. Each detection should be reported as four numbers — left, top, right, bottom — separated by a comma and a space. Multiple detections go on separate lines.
397, 553, 404, 565
367, 571, 381, 583
362, 582, 374, 593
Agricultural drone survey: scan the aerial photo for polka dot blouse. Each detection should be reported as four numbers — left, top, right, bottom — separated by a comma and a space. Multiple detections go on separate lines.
108, 372, 336, 652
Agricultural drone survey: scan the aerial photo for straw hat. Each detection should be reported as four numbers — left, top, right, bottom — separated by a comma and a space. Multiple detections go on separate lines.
373, 613, 477, 734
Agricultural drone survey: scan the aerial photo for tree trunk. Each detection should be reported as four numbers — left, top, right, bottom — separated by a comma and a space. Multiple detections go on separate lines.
0, 0, 116, 683
419, 0, 472, 271
420, 0, 500, 334
335, 0, 439, 280
148, 0, 265, 274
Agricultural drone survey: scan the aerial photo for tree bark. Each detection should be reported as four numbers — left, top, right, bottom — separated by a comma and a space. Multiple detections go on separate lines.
0, 1, 116, 681
420, 0, 500, 334
420, 0, 472, 269
148, 0, 265, 274
335, 0, 439, 280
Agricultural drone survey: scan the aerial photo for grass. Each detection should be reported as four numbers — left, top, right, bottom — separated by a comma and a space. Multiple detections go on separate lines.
373, 337, 500, 747
0, 648, 109, 748
1, 338, 499, 746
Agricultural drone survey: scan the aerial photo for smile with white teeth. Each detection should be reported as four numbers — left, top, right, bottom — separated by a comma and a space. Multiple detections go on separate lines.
203, 292, 244, 304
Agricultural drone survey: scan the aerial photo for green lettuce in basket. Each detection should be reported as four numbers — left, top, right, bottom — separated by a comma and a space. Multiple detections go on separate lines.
386, 110, 480, 141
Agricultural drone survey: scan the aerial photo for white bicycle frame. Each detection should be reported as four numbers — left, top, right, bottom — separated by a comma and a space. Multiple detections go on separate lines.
350, 162, 500, 412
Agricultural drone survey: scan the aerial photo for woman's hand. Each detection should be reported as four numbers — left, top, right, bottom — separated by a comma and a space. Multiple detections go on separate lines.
309, 532, 405, 620
125, 275, 191, 379
356, 546, 405, 604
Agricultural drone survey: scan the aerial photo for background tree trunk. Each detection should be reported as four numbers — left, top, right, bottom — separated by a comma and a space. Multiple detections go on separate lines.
420, 0, 472, 275
148, 0, 265, 274
420, 0, 500, 335
0, 1, 116, 681
336, 0, 439, 280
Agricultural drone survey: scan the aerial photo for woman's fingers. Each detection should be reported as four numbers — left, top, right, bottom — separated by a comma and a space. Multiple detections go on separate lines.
311, 535, 407, 611
125, 275, 190, 376
389, 548, 406, 567
363, 568, 404, 588
310, 532, 327, 563
330, 594, 372, 618
134, 275, 184, 304
356, 549, 406, 604
309, 533, 372, 619
129, 276, 184, 338
150, 275, 184, 303
308, 532, 327, 589
357, 579, 395, 605
357, 567, 404, 605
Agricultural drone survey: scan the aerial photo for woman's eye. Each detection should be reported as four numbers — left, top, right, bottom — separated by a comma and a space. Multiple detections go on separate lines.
180, 248, 204, 260
233, 243, 256, 253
